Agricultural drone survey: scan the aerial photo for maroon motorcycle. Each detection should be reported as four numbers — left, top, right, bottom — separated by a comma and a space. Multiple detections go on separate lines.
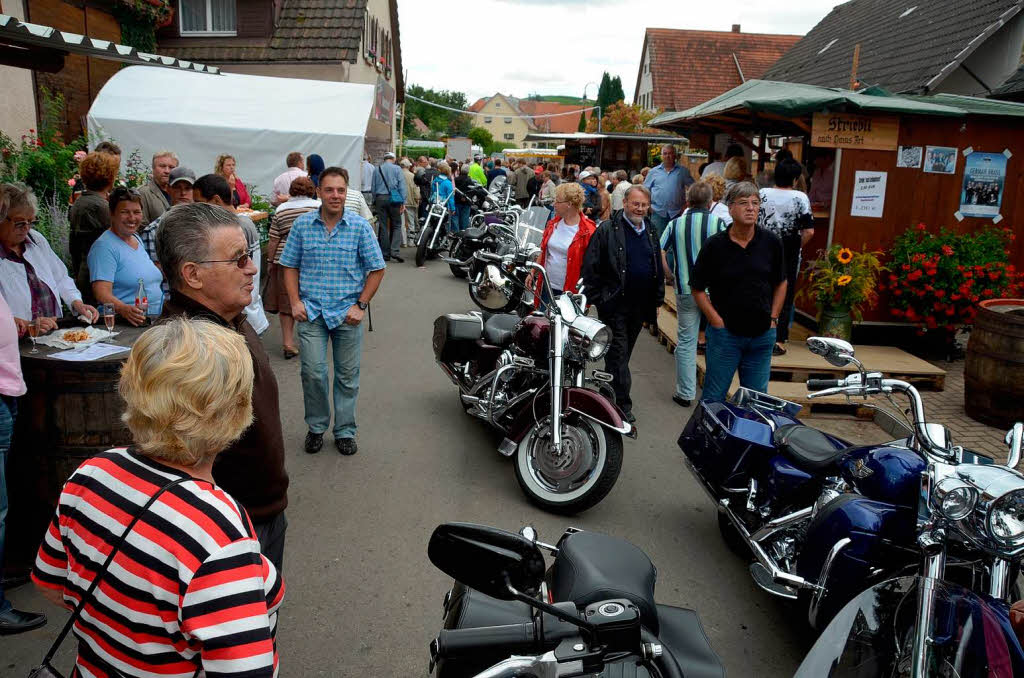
432, 250, 635, 514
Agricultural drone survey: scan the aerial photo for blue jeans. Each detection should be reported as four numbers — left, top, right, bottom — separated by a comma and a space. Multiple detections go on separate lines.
701, 325, 776, 403
674, 293, 702, 400
650, 212, 672, 239
297, 315, 363, 438
455, 204, 471, 232
0, 396, 17, 613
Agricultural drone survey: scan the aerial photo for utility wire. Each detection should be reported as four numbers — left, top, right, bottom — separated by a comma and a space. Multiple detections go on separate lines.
404, 93, 599, 119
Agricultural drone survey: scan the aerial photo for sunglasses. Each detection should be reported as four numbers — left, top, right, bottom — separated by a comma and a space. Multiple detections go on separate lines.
197, 245, 258, 268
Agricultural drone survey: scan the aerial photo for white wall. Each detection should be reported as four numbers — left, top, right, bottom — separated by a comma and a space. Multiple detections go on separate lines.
936, 13, 1024, 96
635, 42, 654, 110
0, 0, 38, 140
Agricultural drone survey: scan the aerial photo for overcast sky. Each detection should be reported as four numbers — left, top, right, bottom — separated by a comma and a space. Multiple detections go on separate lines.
396, 0, 845, 106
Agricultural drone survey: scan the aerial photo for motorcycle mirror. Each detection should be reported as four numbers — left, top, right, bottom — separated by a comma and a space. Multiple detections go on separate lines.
807, 336, 856, 368
1005, 423, 1023, 469
428, 523, 545, 601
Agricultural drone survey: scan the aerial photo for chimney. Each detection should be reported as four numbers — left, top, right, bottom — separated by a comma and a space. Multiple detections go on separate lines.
732, 24, 741, 33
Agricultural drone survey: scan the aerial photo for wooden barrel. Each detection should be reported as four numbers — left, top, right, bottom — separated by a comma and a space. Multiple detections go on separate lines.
5, 322, 144, 568
965, 299, 1024, 429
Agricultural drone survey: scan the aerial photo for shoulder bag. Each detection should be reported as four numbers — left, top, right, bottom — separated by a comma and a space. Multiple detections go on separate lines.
378, 166, 404, 205
28, 475, 195, 678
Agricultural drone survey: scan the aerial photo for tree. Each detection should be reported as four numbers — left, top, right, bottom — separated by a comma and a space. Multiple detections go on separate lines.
403, 84, 470, 137
578, 111, 587, 132
594, 71, 625, 126
609, 76, 625, 104
468, 126, 494, 148
586, 101, 660, 134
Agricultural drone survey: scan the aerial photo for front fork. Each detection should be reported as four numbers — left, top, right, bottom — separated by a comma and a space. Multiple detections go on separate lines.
549, 314, 564, 454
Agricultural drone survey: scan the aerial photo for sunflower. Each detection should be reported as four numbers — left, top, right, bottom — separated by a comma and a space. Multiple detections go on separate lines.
837, 248, 854, 264
837, 275, 853, 286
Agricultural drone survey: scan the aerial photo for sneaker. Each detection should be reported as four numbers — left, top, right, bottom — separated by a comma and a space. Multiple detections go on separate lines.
335, 438, 358, 456
304, 432, 324, 454
623, 410, 637, 424
672, 395, 693, 408
0, 607, 47, 635
392, 255, 405, 263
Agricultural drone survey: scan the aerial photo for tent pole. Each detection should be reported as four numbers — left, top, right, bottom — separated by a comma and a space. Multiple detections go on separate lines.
398, 69, 407, 154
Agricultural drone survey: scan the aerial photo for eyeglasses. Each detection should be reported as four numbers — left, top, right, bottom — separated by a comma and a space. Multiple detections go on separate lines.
197, 245, 258, 268
7, 219, 37, 228
733, 200, 761, 209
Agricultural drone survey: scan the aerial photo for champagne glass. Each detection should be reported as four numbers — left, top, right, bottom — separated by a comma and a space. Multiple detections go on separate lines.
102, 304, 116, 331
27, 314, 41, 353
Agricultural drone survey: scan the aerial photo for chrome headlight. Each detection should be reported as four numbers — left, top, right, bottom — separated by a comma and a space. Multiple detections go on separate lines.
989, 489, 1024, 545
568, 315, 611, 361
931, 478, 977, 521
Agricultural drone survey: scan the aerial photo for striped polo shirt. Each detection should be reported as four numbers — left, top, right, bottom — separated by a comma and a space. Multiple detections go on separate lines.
660, 208, 727, 295
33, 447, 284, 678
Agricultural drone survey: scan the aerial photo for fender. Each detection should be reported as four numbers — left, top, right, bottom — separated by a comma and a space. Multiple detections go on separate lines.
508, 387, 635, 443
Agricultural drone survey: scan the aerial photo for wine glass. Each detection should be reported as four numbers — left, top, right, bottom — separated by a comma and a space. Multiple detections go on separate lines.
102, 304, 116, 331
27, 315, 42, 353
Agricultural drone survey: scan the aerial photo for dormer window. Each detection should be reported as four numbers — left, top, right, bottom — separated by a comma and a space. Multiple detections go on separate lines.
180, 0, 237, 35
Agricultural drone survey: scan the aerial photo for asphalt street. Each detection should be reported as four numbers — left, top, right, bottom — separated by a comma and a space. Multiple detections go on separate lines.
3, 249, 820, 676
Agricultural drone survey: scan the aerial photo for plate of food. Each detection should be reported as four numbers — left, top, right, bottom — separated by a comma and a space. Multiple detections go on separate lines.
36, 325, 118, 350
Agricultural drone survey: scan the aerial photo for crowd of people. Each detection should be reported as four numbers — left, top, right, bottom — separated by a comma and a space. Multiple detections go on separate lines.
0, 137, 835, 676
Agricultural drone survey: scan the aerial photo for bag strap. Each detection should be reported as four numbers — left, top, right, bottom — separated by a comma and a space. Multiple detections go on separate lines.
377, 165, 393, 192
41, 474, 192, 665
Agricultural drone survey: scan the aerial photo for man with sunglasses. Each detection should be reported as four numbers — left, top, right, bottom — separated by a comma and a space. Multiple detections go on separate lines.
192, 174, 269, 334
157, 202, 289, 571
280, 167, 386, 457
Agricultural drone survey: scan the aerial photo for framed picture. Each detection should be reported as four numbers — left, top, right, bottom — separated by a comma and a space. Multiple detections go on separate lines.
923, 146, 957, 174
897, 146, 922, 168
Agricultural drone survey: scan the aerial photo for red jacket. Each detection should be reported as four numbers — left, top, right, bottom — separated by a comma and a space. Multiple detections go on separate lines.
535, 214, 597, 305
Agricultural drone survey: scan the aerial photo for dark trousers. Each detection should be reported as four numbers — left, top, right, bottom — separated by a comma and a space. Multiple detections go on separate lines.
373, 196, 403, 259
0, 396, 16, 613
777, 237, 802, 344
598, 304, 647, 414
253, 511, 288, 574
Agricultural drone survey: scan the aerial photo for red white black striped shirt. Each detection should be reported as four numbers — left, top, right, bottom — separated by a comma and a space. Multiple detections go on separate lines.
33, 447, 285, 678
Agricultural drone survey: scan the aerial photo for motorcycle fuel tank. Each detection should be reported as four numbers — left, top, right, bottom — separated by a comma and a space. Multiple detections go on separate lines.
839, 444, 925, 508
514, 314, 550, 364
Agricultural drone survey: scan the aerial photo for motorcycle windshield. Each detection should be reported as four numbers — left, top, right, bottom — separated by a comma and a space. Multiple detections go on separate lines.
795, 576, 1023, 678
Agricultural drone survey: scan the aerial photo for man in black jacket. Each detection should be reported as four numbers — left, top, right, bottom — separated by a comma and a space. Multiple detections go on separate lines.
581, 184, 665, 422
415, 157, 439, 221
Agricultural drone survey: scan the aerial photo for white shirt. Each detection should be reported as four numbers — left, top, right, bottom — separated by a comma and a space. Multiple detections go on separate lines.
710, 201, 732, 225
611, 181, 631, 211
758, 187, 812, 238
272, 167, 307, 205
275, 196, 320, 212
361, 161, 375, 192
701, 161, 727, 178
345, 190, 375, 223
0, 230, 83, 320
544, 221, 579, 292
236, 214, 269, 335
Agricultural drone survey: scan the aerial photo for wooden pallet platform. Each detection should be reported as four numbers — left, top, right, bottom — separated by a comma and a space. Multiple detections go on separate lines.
664, 287, 677, 313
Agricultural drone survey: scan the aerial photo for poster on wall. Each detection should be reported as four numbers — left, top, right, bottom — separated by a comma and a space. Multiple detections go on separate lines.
959, 151, 1007, 218
923, 146, 957, 174
897, 146, 923, 168
850, 170, 887, 218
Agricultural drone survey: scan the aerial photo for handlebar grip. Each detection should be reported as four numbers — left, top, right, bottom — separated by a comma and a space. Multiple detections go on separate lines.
807, 378, 843, 389
433, 623, 538, 659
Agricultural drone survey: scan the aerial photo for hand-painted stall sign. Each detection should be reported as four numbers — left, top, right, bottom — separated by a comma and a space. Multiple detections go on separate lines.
811, 113, 899, 151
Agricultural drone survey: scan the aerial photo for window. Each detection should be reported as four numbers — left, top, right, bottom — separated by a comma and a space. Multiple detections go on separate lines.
495, 102, 501, 108
484, 117, 492, 123
180, 0, 237, 35
503, 133, 515, 141
504, 118, 512, 124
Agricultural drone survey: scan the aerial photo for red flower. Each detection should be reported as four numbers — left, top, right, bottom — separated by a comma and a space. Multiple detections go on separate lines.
902, 264, 911, 272
935, 289, 946, 298
941, 245, 954, 256
924, 284, 934, 292
893, 289, 903, 296
989, 271, 1001, 281
951, 293, 961, 301
891, 308, 903, 317
28, 128, 34, 133
925, 316, 938, 329
908, 269, 923, 281
946, 307, 956, 316
917, 223, 927, 231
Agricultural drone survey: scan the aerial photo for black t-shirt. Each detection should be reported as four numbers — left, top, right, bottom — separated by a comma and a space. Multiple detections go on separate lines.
690, 226, 785, 337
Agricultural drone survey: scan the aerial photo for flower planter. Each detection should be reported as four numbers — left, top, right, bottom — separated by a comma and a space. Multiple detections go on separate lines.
818, 304, 853, 342
965, 298, 1024, 429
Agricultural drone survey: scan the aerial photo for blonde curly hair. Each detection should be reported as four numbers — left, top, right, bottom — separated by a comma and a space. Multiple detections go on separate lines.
554, 182, 585, 210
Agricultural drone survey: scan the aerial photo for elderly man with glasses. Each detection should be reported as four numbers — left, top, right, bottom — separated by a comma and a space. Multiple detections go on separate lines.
157, 201, 290, 572
690, 182, 787, 403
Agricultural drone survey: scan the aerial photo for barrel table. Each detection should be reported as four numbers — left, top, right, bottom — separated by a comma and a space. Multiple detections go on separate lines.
6, 322, 145, 569
965, 298, 1024, 430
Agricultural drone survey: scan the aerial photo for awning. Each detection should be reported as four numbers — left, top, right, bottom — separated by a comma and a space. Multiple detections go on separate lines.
522, 131, 688, 144
649, 79, 967, 135
0, 14, 220, 74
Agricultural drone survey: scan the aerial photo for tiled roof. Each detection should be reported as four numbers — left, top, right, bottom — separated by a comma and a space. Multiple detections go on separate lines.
518, 100, 587, 134
763, 0, 1024, 94
639, 28, 800, 113
993, 63, 1024, 99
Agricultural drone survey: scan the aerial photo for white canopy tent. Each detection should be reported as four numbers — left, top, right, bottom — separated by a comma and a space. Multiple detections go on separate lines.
87, 66, 376, 197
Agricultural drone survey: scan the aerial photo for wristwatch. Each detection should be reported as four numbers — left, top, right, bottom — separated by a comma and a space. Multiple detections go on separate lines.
357, 301, 368, 311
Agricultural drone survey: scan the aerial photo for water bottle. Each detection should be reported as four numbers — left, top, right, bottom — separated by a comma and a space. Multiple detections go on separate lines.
135, 278, 148, 321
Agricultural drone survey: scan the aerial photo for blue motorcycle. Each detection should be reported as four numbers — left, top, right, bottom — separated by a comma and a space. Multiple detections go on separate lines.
678, 336, 1017, 631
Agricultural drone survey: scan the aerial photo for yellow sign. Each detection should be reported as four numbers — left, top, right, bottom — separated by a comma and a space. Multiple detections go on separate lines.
811, 113, 899, 151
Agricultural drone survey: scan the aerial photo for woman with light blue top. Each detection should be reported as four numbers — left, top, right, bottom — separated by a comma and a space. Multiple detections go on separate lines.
431, 161, 456, 211
87, 187, 164, 326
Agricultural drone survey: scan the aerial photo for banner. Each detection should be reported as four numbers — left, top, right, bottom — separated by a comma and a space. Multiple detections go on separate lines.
959, 151, 1007, 219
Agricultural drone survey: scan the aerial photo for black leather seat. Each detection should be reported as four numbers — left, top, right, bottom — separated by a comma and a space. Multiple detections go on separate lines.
483, 314, 519, 346
455, 225, 488, 240
551, 530, 659, 634
774, 424, 848, 471
655, 605, 726, 678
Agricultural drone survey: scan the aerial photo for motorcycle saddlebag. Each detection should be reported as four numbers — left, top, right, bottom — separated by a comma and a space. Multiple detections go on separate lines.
435, 581, 534, 678
432, 313, 483, 363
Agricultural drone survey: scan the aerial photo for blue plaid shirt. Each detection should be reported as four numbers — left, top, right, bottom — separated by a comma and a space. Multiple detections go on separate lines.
279, 208, 386, 329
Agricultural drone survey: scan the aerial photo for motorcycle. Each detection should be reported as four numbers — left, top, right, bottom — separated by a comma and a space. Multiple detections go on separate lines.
796, 421, 1024, 677
678, 336, 1007, 630
427, 521, 726, 678
446, 184, 516, 279
432, 249, 633, 514
417, 188, 454, 267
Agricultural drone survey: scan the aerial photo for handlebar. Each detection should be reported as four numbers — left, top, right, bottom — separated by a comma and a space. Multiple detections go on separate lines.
806, 378, 843, 390
432, 623, 539, 659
